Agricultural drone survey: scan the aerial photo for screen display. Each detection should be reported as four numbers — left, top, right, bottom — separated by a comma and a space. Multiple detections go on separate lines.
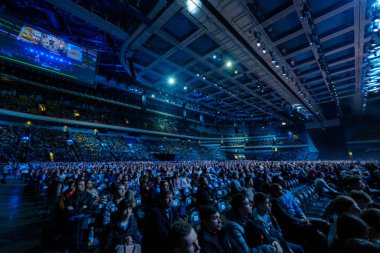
0, 15, 98, 85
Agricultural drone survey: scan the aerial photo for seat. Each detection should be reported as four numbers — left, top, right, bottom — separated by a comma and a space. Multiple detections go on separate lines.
188, 209, 201, 228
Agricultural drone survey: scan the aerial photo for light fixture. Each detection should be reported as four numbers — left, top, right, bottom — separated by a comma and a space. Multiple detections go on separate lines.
186, 0, 202, 15
226, 61, 233, 68
168, 77, 176, 85
256, 41, 261, 47
184, 86, 188, 90
262, 48, 267, 54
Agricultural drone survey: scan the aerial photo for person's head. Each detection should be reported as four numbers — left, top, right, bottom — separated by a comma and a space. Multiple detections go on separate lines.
231, 193, 253, 219
244, 176, 253, 187
270, 183, 284, 198
117, 199, 133, 221
254, 192, 271, 214
160, 180, 170, 191
316, 171, 325, 178
350, 177, 366, 191
159, 189, 173, 208
199, 176, 208, 187
336, 213, 369, 241
262, 174, 271, 184
76, 179, 85, 192
271, 175, 285, 187
86, 180, 93, 190
155, 176, 162, 185
121, 179, 128, 187
349, 190, 373, 210
67, 180, 75, 190
115, 184, 126, 198
199, 206, 222, 233
170, 221, 201, 253
361, 208, 380, 241
333, 196, 361, 216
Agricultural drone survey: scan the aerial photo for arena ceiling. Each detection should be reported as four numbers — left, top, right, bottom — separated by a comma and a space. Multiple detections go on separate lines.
1, 0, 378, 125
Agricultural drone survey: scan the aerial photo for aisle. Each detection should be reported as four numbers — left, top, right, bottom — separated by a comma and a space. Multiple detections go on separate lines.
0, 178, 45, 253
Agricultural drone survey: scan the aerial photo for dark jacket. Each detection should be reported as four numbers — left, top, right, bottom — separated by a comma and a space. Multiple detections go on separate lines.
198, 228, 233, 253
66, 190, 94, 215
196, 186, 216, 206
224, 212, 276, 253
143, 206, 179, 253
104, 214, 142, 253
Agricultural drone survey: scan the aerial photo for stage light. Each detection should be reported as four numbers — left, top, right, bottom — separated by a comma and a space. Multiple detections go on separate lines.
168, 77, 176, 85
226, 61, 233, 68
184, 86, 188, 90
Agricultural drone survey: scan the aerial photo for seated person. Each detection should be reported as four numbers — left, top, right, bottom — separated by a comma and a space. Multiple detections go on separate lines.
242, 177, 255, 203
196, 176, 217, 207
270, 184, 327, 253
314, 172, 340, 198
169, 220, 201, 253
104, 184, 126, 226
361, 208, 380, 243
349, 190, 373, 210
328, 196, 362, 246
224, 193, 278, 253
252, 192, 304, 253
86, 179, 100, 207
144, 189, 179, 253
330, 213, 370, 253
66, 179, 94, 216
198, 205, 232, 253
104, 199, 142, 253
273, 176, 329, 235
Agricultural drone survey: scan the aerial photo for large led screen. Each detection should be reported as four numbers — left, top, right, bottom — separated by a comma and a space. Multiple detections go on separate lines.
0, 15, 98, 85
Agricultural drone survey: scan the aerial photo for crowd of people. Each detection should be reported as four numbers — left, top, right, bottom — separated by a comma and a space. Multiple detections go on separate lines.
0, 123, 315, 163
0, 86, 221, 137
3, 160, 377, 253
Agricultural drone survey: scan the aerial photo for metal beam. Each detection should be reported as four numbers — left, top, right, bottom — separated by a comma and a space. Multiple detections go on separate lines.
273, 2, 355, 46
44, 0, 128, 40
353, 0, 366, 114
314, 2, 355, 23
260, 5, 296, 28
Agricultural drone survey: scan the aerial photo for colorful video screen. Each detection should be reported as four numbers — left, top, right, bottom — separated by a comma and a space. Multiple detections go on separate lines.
0, 15, 98, 85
